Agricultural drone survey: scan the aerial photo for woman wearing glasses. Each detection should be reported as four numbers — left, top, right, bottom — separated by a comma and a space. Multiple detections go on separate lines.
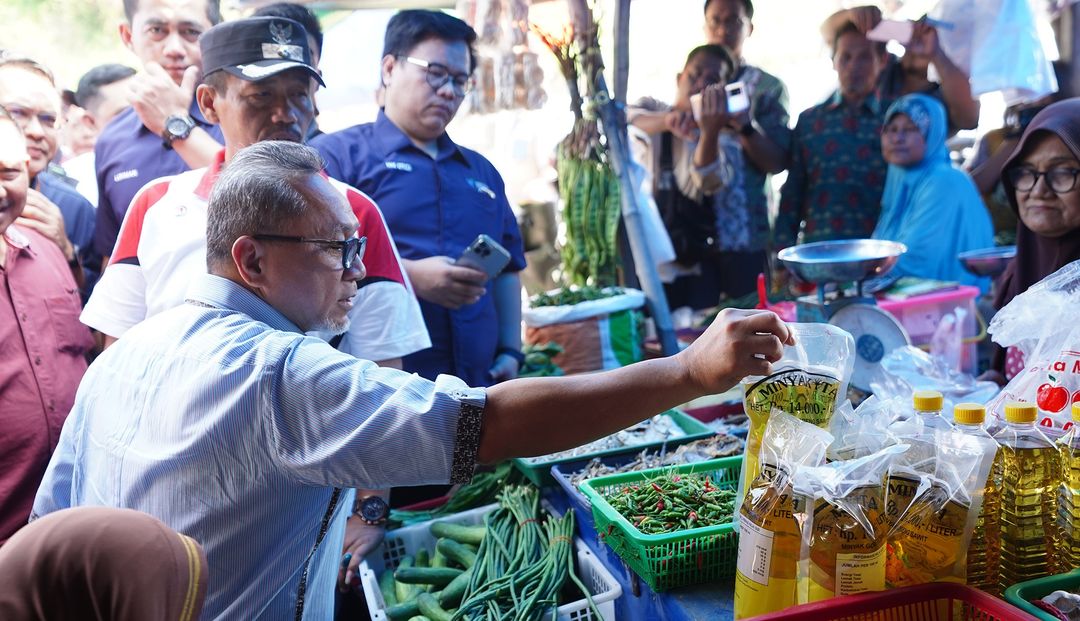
871, 93, 993, 288
988, 98, 1080, 383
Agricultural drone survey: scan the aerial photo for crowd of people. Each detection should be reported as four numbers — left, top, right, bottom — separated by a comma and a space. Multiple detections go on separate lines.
1, 0, 1078, 619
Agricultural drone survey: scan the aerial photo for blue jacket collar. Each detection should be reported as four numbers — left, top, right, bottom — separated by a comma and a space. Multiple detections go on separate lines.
373, 110, 469, 165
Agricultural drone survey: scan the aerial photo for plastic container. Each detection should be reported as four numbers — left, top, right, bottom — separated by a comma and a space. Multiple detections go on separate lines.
550, 451, 650, 547
358, 504, 622, 621
512, 409, 713, 487
579, 456, 741, 591
954, 402, 1001, 595
745, 582, 1033, 620
1005, 567, 1080, 620
878, 285, 981, 374
1057, 403, 1080, 572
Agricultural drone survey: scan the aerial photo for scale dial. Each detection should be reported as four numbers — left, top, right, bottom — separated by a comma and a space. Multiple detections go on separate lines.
827, 304, 910, 392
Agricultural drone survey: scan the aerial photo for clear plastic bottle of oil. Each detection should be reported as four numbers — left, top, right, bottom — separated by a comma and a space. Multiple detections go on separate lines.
913, 390, 953, 433
1057, 402, 1080, 572
953, 403, 1000, 593
994, 402, 1060, 591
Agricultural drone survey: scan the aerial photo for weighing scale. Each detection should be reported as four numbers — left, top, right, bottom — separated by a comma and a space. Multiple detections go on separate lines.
777, 239, 910, 391
958, 246, 1016, 279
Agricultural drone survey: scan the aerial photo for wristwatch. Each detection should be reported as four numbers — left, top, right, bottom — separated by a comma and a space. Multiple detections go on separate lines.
162, 114, 196, 149
354, 495, 389, 525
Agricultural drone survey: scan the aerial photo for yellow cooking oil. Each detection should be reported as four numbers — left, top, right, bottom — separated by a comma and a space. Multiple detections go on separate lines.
1057, 402, 1080, 572
952, 403, 1000, 594
913, 390, 953, 433
993, 402, 1059, 591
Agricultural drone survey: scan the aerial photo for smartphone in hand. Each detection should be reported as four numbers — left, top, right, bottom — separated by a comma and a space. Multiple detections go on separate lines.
725, 81, 750, 114
455, 234, 511, 280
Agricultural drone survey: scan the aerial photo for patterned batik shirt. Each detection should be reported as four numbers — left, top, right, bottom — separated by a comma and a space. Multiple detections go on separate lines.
775, 90, 891, 249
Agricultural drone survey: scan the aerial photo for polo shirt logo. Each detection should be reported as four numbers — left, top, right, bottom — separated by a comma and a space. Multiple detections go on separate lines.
114, 169, 139, 183
384, 161, 412, 172
466, 178, 495, 199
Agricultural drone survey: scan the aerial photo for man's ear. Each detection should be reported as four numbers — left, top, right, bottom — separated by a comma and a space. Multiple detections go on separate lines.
119, 21, 134, 52
81, 112, 99, 132
196, 83, 220, 124
232, 236, 268, 290
380, 54, 396, 88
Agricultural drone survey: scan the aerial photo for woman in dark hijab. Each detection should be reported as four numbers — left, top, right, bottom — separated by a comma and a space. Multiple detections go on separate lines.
991, 97, 1080, 380
0, 507, 208, 621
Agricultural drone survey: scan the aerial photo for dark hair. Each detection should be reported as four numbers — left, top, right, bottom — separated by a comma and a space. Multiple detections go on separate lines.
75, 64, 137, 114
684, 44, 736, 77
832, 21, 886, 58
703, 0, 754, 20
123, 0, 222, 26
383, 10, 478, 73
253, 3, 323, 57
205, 141, 326, 270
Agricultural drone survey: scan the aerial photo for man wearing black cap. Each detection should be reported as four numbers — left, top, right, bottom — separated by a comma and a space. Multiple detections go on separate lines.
80, 14, 430, 586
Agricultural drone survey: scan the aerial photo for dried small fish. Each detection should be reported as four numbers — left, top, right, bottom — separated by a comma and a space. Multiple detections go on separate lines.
524, 414, 686, 464
567, 433, 744, 487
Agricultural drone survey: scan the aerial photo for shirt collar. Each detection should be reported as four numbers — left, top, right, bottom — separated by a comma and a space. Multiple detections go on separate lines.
2, 224, 33, 252
825, 89, 885, 116
373, 110, 470, 166
186, 273, 304, 334
194, 149, 228, 200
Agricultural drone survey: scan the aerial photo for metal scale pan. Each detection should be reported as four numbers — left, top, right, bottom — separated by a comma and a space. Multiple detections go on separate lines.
778, 239, 910, 391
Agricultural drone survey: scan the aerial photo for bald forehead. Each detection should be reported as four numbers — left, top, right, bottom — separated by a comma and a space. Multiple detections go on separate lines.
297, 174, 358, 237
0, 66, 61, 105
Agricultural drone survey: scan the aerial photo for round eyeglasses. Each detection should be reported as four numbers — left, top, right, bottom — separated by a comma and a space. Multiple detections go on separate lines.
252, 234, 367, 270
1007, 167, 1080, 194
399, 56, 473, 96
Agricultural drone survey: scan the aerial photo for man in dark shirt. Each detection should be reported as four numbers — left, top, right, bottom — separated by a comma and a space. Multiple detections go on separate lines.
93, 0, 225, 261
313, 10, 526, 389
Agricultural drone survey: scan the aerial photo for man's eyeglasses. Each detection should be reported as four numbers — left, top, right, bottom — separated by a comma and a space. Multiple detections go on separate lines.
252, 234, 367, 270
4, 105, 58, 130
399, 56, 473, 96
1006, 167, 1080, 194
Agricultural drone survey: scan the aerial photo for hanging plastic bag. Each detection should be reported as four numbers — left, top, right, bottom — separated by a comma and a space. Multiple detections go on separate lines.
828, 396, 905, 462
734, 411, 831, 619
794, 445, 907, 603
987, 260, 1080, 433
868, 346, 999, 422
739, 323, 855, 503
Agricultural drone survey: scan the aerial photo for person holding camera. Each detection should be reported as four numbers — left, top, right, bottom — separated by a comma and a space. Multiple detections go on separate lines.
312, 10, 526, 388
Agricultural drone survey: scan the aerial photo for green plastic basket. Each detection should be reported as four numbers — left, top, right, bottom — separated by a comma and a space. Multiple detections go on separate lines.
511, 409, 714, 487
1004, 568, 1080, 620
579, 455, 742, 591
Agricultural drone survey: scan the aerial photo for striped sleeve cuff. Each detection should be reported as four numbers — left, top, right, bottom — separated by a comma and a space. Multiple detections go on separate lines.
449, 395, 485, 484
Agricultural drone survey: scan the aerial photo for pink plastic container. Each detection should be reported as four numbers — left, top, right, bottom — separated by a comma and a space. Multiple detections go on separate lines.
878, 285, 982, 374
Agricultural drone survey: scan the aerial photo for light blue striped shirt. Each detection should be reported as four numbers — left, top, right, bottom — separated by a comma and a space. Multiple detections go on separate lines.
32, 274, 485, 620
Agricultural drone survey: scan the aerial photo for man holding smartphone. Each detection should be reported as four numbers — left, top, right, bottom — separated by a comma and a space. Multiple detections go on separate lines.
313, 10, 526, 388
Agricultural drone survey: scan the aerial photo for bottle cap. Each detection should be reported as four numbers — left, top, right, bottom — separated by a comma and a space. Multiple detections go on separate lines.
954, 403, 986, 425
1005, 402, 1037, 423
913, 390, 944, 412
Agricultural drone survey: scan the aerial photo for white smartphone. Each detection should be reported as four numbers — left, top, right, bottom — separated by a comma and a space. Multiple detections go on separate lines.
456, 234, 511, 280
725, 81, 750, 115
867, 19, 913, 45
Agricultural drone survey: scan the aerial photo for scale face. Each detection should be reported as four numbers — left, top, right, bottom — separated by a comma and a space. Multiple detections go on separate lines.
828, 303, 911, 392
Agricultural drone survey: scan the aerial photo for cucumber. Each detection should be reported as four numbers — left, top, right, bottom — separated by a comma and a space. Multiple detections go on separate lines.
430, 522, 486, 546
414, 548, 430, 568
379, 569, 398, 607
394, 566, 463, 587
430, 547, 448, 569
435, 538, 477, 569
416, 592, 452, 621
384, 601, 420, 621
407, 617, 431, 621
436, 569, 472, 608
394, 557, 422, 603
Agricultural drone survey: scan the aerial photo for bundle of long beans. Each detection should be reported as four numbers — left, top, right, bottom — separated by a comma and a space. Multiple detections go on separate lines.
451, 486, 600, 621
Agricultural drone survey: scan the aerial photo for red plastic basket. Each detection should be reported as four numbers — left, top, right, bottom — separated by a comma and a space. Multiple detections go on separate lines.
744, 583, 1036, 620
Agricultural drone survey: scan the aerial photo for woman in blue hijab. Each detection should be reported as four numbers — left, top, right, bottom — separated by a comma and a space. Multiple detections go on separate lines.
873, 94, 994, 290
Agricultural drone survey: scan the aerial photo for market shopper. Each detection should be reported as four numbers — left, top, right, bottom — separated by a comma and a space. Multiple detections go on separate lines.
312, 10, 526, 388
872, 94, 992, 289
251, 2, 326, 141
32, 138, 794, 620
0, 507, 208, 621
0, 55, 97, 293
774, 21, 890, 250
0, 108, 92, 545
821, 6, 980, 133
93, 0, 224, 262
79, 16, 430, 577
987, 98, 1080, 382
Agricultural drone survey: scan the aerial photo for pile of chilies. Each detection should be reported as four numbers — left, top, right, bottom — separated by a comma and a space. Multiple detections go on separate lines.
453, 486, 600, 621
604, 472, 737, 535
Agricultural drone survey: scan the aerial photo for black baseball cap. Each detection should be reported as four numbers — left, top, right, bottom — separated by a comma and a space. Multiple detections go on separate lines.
200, 16, 324, 86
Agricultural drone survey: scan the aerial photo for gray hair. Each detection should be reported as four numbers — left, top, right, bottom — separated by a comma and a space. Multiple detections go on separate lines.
205, 141, 326, 270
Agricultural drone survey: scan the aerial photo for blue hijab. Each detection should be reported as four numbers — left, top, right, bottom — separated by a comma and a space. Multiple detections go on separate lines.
873, 94, 993, 290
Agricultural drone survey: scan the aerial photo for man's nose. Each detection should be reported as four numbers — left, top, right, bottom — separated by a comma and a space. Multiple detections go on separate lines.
344, 259, 366, 283
162, 31, 186, 57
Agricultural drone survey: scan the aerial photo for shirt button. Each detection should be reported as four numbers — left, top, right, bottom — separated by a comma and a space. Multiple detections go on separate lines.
34, 356, 42, 365
20, 313, 27, 321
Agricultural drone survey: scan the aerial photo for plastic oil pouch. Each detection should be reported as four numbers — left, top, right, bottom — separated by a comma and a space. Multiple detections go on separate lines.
740, 323, 855, 505
828, 396, 905, 462
734, 411, 832, 619
795, 444, 907, 603
883, 429, 996, 587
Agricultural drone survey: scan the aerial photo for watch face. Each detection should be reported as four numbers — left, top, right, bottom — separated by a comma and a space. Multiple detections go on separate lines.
360, 496, 388, 522
166, 116, 192, 137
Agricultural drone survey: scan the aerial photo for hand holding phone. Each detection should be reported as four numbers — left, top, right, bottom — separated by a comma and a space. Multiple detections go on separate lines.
725, 81, 750, 115
455, 234, 511, 280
